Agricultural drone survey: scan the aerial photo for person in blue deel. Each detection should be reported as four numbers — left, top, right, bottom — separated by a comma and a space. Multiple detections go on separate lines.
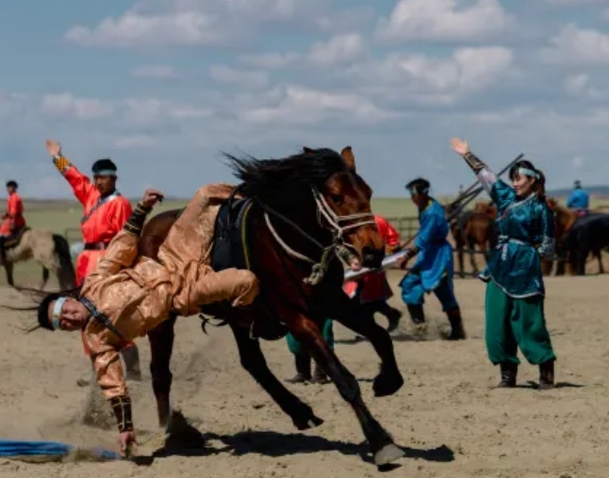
397, 177, 466, 340
566, 180, 590, 216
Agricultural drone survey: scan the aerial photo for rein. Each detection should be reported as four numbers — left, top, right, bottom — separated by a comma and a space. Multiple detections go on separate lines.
260, 187, 376, 285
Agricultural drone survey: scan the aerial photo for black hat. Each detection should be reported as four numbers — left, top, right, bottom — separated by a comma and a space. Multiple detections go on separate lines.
91, 158, 117, 176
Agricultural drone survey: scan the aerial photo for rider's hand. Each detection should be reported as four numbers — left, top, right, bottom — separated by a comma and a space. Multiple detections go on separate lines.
45, 139, 62, 157
118, 431, 136, 458
141, 188, 164, 209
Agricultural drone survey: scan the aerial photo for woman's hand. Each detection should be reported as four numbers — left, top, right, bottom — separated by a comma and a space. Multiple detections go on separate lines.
450, 138, 470, 156
141, 188, 164, 208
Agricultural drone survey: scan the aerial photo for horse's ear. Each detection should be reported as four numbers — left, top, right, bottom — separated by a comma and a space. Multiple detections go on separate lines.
341, 146, 355, 171
303, 146, 315, 155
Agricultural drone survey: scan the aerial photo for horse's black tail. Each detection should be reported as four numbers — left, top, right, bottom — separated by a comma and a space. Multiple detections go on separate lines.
52, 234, 77, 290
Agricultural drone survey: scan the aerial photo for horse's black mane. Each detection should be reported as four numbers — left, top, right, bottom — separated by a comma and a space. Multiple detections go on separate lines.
223, 148, 349, 200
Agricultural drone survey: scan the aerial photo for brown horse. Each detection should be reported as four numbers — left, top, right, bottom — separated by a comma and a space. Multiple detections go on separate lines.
139, 147, 406, 466
445, 200, 497, 277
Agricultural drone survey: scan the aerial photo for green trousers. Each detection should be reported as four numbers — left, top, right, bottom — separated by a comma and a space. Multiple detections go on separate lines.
485, 280, 556, 365
286, 318, 334, 355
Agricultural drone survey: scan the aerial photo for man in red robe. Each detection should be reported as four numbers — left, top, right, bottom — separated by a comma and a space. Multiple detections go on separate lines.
343, 214, 403, 332
0, 180, 26, 264
45, 139, 141, 380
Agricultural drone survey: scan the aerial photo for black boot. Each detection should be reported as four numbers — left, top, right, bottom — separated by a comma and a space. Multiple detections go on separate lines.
538, 360, 555, 390
311, 362, 331, 385
385, 307, 403, 333
406, 303, 425, 325
285, 352, 311, 383
446, 308, 466, 340
497, 362, 518, 388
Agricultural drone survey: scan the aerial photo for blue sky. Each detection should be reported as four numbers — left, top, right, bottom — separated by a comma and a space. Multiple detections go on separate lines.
1, 0, 609, 198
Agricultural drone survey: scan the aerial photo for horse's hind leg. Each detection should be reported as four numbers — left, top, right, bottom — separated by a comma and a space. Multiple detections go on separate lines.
40, 267, 50, 290
289, 314, 403, 466
229, 322, 323, 430
148, 314, 177, 428
324, 291, 403, 398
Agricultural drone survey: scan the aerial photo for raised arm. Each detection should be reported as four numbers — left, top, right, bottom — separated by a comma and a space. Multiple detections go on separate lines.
86, 189, 164, 282
46, 139, 96, 206
449, 137, 515, 212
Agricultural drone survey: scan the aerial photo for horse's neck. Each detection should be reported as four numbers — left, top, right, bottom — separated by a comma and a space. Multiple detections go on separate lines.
555, 206, 577, 231
260, 200, 330, 259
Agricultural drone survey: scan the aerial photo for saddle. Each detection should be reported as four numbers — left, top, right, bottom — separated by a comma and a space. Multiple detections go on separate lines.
1, 226, 29, 250
199, 187, 288, 341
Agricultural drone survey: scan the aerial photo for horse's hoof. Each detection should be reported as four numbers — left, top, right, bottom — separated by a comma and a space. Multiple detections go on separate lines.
292, 406, 324, 430
374, 443, 404, 466
373, 371, 404, 397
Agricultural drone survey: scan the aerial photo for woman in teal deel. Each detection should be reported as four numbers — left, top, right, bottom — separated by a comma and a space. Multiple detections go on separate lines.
450, 137, 557, 390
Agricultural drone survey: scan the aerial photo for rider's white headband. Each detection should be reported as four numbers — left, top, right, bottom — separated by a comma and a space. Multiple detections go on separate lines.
51, 297, 67, 330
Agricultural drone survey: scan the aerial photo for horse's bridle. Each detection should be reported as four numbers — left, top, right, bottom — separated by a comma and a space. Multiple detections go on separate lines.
261, 187, 376, 285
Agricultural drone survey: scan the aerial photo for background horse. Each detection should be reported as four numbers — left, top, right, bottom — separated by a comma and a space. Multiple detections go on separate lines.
445, 201, 497, 278
2, 228, 76, 290
139, 147, 405, 467
562, 213, 609, 276
545, 198, 606, 276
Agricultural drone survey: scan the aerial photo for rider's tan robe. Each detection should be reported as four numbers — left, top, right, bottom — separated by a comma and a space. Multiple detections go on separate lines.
81, 184, 258, 401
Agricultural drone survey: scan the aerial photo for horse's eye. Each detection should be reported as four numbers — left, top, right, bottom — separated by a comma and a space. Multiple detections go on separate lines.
330, 194, 342, 203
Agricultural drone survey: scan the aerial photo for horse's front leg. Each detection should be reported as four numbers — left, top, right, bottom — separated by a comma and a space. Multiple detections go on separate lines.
229, 322, 323, 430
147, 314, 177, 428
323, 290, 403, 398
288, 313, 404, 466
467, 239, 478, 275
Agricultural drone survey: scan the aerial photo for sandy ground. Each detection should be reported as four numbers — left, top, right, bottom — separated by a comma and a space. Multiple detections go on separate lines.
0, 270, 608, 478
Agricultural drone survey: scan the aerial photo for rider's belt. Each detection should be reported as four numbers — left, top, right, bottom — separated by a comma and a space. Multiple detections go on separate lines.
84, 242, 109, 251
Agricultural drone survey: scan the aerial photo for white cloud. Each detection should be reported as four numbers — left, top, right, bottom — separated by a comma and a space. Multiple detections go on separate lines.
544, 0, 609, 5
564, 73, 609, 99
240, 86, 400, 126
376, 0, 511, 43
130, 65, 178, 79
350, 46, 514, 105
308, 34, 365, 65
239, 52, 300, 69
64, 0, 329, 49
208, 66, 269, 89
41, 93, 114, 119
540, 24, 609, 64
65, 10, 228, 48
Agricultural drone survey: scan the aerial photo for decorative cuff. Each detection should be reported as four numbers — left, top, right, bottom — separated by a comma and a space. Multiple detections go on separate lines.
123, 202, 151, 236
52, 155, 72, 173
462, 152, 486, 173
110, 396, 133, 432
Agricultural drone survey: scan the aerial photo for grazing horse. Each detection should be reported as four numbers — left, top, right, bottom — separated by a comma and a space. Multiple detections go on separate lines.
139, 147, 405, 466
444, 201, 497, 277
1, 227, 76, 290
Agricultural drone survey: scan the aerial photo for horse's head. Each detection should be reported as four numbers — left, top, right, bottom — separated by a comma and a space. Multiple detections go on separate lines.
225, 146, 385, 273
310, 146, 385, 269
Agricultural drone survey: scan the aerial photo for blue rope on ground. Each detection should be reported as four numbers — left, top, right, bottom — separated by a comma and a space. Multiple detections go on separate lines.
0, 439, 121, 461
